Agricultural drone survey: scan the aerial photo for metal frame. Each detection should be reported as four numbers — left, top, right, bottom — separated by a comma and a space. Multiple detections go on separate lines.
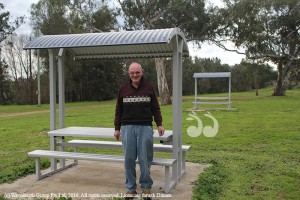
193, 72, 232, 109
24, 28, 189, 190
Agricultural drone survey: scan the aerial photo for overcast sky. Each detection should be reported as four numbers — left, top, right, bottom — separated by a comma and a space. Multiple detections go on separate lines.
2, 0, 245, 66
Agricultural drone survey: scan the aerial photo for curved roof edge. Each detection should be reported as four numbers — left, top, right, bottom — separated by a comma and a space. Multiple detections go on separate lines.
27, 28, 187, 48
24, 28, 189, 59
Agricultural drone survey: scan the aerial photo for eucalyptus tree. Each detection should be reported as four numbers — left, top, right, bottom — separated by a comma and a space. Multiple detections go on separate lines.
30, 0, 118, 36
117, 0, 208, 105
205, 0, 300, 96
30, 0, 71, 35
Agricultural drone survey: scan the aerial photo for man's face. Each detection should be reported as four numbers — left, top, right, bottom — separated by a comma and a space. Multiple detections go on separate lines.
128, 63, 143, 86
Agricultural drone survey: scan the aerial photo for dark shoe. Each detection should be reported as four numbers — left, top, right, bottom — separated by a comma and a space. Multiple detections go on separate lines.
124, 191, 138, 200
142, 189, 152, 200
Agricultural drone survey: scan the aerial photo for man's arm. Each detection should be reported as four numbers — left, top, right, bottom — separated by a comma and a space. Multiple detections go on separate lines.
150, 85, 164, 135
114, 89, 123, 140
151, 86, 162, 126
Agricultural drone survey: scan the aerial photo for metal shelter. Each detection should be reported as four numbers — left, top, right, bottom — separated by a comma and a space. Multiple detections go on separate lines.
193, 72, 232, 109
24, 28, 189, 188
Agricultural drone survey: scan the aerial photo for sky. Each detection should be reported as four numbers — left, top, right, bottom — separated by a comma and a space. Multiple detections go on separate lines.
2, 0, 245, 66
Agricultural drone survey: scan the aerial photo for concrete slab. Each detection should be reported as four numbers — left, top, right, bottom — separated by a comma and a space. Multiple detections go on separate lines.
0, 161, 209, 200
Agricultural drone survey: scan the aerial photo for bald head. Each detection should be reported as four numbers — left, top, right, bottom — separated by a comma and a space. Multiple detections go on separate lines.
128, 62, 144, 87
129, 62, 143, 71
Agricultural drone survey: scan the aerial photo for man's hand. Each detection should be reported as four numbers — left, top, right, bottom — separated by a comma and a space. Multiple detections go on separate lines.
114, 130, 121, 140
157, 126, 165, 136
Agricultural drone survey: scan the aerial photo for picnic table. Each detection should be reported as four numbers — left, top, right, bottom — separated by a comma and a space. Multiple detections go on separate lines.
28, 126, 186, 193
47, 126, 173, 169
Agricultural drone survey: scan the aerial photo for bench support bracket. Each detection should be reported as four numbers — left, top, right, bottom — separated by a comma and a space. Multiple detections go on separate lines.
35, 157, 77, 180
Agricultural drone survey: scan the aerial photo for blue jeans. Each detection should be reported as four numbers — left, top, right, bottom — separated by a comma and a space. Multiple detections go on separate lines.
121, 125, 154, 192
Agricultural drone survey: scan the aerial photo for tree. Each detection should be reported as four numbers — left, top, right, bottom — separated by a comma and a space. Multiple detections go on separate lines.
117, 0, 208, 105
0, 3, 24, 43
30, 0, 118, 34
230, 61, 277, 93
30, 0, 71, 35
2, 34, 36, 104
289, 60, 300, 88
0, 60, 11, 104
204, 0, 300, 96
0, 3, 24, 104
67, 1, 118, 33
117, 0, 169, 105
30, 0, 122, 102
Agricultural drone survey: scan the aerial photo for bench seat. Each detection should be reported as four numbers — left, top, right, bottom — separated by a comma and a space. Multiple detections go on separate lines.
63, 140, 191, 152
194, 96, 231, 109
28, 150, 176, 193
62, 140, 190, 174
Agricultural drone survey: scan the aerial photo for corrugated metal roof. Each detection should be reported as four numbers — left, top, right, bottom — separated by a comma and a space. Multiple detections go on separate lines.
24, 28, 189, 59
193, 72, 231, 78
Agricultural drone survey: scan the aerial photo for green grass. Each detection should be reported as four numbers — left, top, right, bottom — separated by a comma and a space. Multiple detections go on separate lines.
0, 87, 299, 199
186, 87, 300, 200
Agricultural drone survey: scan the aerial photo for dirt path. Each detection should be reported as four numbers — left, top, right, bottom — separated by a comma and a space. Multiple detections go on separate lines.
0, 105, 111, 118
0, 110, 49, 117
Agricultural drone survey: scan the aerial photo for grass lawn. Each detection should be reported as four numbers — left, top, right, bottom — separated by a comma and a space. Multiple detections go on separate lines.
0, 87, 299, 200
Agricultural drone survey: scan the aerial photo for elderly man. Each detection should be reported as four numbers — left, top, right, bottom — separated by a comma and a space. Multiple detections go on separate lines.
114, 62, 165, 199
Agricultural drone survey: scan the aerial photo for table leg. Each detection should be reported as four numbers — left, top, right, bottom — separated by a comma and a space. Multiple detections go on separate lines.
50, 136, 57, 171
59, 136, 65, 167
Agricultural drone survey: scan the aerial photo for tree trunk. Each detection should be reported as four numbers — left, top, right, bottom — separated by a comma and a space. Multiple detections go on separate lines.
254, 71, 259, 96
155, 58, 172, 105
273, 60, 291, 96
141, 17, 172, 105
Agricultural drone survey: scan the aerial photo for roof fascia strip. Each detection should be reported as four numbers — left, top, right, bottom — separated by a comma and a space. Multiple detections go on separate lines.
193, 72, 231, 78
74, 52, 176, 60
